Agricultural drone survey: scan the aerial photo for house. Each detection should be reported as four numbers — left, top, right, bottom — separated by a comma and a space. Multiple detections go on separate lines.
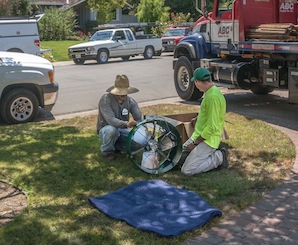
35, 0, 137, 33
35, 0, 67, 9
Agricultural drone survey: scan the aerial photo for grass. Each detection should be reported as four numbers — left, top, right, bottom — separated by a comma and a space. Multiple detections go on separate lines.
0, 103, 295, 245
41, 40, 86, 62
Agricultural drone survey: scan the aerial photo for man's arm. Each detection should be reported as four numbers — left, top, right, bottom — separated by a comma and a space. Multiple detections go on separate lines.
129, 97, 143, 122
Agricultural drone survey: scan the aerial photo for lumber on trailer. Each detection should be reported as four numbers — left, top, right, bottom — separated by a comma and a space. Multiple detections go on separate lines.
246, 23, 298, 41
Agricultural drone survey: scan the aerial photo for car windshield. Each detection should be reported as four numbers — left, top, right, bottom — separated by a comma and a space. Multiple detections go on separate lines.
89, 31, 113, 41
163, 29, 186, 37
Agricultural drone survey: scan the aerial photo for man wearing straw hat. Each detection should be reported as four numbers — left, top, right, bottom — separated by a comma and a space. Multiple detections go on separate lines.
97, 75, 143, 160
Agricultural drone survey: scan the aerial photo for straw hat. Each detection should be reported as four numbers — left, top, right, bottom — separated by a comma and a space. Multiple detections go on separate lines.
106, 75, 139, 95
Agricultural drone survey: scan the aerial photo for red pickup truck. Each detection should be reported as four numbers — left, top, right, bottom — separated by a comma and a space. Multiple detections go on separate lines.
161, 27, 192, 52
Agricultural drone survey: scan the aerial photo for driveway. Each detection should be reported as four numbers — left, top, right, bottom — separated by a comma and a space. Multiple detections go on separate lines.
223, 89, 298, 131
176, 88, 298, 131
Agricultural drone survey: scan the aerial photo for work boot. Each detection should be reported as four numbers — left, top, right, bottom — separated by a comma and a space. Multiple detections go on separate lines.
219, 147, 229, 169
103, 153, 116, 161
176, 150, 189, 166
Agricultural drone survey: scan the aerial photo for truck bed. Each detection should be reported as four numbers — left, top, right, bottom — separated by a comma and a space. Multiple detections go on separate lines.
246, 23, 298, 42
240, 23, 298, 54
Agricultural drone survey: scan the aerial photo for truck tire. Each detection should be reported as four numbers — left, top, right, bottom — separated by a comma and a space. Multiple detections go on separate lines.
7, 48, 23, 53
97, 49, 109, 64
143, 46, 154, 59
0, 88, 39, 124
174, 56, 203, 101
251, 84, 274, 95
73, 58, 85, 65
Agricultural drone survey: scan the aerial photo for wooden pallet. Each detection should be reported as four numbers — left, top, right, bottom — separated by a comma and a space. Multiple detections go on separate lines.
246, 23, 298, 42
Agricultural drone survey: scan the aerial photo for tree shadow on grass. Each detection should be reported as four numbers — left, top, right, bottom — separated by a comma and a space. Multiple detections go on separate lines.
0, 115, 295, 245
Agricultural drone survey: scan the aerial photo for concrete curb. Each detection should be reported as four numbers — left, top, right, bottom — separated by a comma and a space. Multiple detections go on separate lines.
53, 97, 183, 121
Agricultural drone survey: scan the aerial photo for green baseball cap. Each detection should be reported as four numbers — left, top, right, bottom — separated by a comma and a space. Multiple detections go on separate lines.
191, 67, 211, 82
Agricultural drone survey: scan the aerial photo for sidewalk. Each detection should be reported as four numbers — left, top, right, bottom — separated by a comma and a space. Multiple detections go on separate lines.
185, 125, 298, 245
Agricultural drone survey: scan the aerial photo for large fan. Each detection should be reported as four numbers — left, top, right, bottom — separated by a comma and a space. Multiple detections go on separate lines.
126, 115, 182, 174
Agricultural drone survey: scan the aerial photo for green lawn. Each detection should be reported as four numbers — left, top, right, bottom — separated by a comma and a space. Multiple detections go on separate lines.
0, 104, 295, 245
41, 40, 86, 62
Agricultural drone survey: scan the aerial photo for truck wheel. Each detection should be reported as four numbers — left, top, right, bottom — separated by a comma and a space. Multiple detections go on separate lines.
121, 56, 130, 61
251, 84, 274, 95
174, 56, 203, 101
73, 58, 85, 65
7, 48, 23, 53
97, 49, 109, 64
143, 46, 154, 59
0, 89, 39, 124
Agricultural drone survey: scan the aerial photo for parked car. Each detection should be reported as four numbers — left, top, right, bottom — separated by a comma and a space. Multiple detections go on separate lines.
0, 51, 58, 124
162, 27, 192, 52
68, 28, 162, 65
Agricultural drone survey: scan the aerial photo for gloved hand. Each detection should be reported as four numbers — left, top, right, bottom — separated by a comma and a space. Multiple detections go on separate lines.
127, 120, 138, 128
182, 138, 195, 151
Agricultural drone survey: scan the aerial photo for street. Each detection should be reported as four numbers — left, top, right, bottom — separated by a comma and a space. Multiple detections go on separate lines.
51, 53, 177, 116
1, 51, 297, 127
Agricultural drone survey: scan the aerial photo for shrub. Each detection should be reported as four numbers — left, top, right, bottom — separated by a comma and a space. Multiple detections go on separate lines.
39, 8, 77, 41
42, 51, 55, 62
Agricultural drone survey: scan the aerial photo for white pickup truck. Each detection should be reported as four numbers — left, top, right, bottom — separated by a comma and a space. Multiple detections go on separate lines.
0, 16, 42, 55
68, 28, 163, 65
0, 51, 58, 124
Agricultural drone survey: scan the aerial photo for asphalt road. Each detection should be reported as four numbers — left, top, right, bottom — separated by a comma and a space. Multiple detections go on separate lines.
52, 86, 298, 134
1, 52, 298, 129
51, 53, 177, 116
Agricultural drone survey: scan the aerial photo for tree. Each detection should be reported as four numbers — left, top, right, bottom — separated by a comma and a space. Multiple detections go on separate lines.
135, 0, 170, 36
10, 0, 32, 16
124, 0, 140, 15
38, 8, 77, 41
164, 0, 214, 20
87, 0, 126, 24
165, 0, 196, 17
136, 0, 169, 23
151, 12, 194, 38
0, 0, 35, 16
0, 0, 10, 16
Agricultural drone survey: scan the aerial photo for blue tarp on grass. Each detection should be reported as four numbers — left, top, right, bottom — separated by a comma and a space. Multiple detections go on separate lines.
88, 179, 222, 237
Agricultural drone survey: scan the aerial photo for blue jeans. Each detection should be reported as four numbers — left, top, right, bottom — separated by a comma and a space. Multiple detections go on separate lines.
99, 125, 146, 155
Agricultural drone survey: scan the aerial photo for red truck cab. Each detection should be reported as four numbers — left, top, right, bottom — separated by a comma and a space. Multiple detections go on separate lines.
162, 27, 192, 52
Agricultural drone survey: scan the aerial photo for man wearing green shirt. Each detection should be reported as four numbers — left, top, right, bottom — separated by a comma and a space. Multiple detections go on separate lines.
180, 68, 228, 176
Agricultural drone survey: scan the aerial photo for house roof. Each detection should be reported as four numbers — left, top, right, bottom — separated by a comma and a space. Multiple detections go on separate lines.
36, 0, 76, 6
60, 0, 86, 10
60, 1, 133, 11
